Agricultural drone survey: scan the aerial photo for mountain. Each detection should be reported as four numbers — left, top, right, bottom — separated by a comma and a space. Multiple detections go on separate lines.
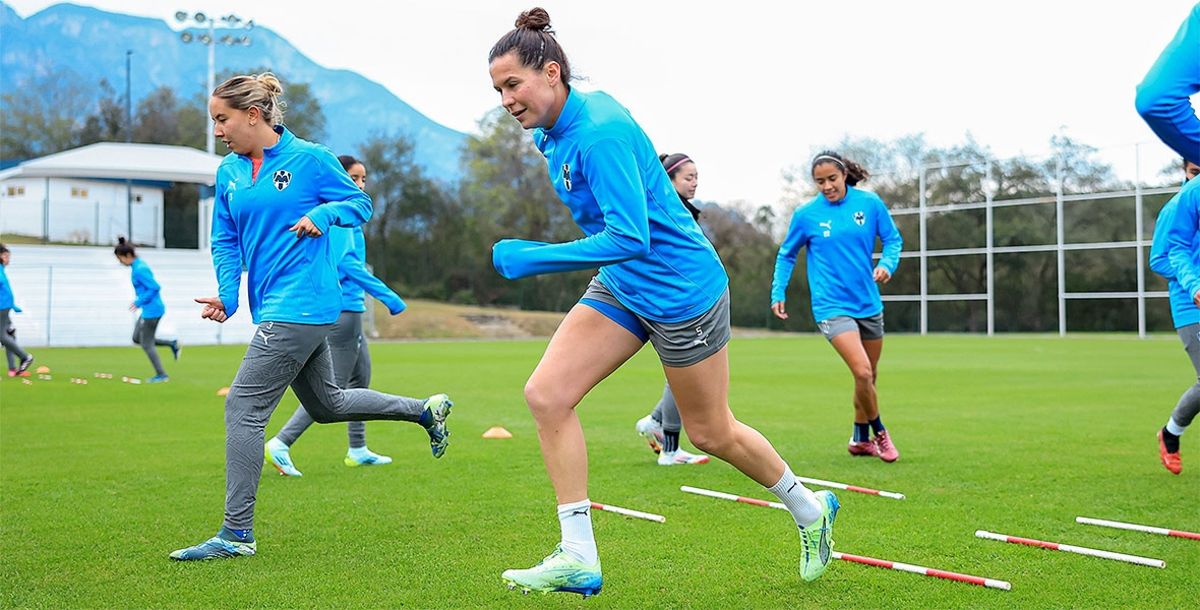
0, 2, 466, 181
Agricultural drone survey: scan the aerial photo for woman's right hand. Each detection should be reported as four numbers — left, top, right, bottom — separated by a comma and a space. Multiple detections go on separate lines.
195, 296, 228, 323
771, 301, 788, 320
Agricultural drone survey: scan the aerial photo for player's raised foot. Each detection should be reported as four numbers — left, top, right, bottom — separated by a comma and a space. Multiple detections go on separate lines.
1158, 428, 1182, 475
169, 528, 256, 561
502, 545, 602, 598
171, 340, 182, 361
147, 374, 170, 384
657, 449, 710, 465
874, 430, 900, 463
16, 354, 33, 374
847, 439, 879, 457
423, 394, 453, 458
635, 414, 664, 454
264, 437, 302, 477
344, 446, 393, 467
798, 490, 839, 582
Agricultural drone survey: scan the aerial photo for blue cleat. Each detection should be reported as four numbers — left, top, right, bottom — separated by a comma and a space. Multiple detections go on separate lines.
344, 446, 393, 467
798, 490, 839, 582
423, 394, 453, 458
502, 545, 602, 598
147, 374, 170, 384
169, 530, 256, 561
171, 341, 182, 361
265, 437, 302, 477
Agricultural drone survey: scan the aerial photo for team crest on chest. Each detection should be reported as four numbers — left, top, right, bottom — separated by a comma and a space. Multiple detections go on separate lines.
854, 211, 865, 226
272, 170, 292, 191
561, 163, 572, 191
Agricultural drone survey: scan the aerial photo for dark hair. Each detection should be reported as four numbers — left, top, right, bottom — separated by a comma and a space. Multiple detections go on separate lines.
113, 236, 136, 258
1185, 158, 1199, 170
0, 243, 8, 255
488, 8, 572, 85
811, 150, 869, 187
338, 155, 362, 173
659, 153, 694, 179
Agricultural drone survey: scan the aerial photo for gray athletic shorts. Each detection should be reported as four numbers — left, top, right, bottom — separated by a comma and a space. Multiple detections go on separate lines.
580, 278, 731, 367
818, 313, 884, 341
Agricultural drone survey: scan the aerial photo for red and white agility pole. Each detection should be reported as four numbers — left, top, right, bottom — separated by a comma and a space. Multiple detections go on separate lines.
832, 551, 1011, 590
590, 501, 665, 523
680, 485, 786, 511
975, 530, 1165, 568
796, 476, 905, 500
1076, 516, 1200, 541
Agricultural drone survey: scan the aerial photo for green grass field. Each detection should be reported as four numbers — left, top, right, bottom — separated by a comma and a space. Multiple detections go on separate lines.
2, 334, 1198, 608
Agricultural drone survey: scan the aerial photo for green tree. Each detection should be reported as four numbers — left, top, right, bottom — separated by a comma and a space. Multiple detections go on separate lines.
0, 68, 97, 159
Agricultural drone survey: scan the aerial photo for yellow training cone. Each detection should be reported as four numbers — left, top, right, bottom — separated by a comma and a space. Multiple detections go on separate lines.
482, 426, 513, 439
35, 365, 50, 374
216, 386, 230, 397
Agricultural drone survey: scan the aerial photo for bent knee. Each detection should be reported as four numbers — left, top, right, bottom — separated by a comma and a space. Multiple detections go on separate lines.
524, 380, 576, 420
686, 422, 736, 455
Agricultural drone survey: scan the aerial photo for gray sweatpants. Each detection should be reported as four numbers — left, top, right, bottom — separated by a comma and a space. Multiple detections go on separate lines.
224, 320, 426, 530
1171, 323, 1200, 430
651, 383, 682, 434
275, 311, 373, 449
0, 309, 29, 368
133, 317, 172, 377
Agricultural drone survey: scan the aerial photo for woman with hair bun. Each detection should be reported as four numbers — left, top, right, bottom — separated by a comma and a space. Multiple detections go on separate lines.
114, 236, 179, 383
488, 8, 840, 596
771, 151, 904, 462
171, 73, 454, 561
0, 243, 34, 376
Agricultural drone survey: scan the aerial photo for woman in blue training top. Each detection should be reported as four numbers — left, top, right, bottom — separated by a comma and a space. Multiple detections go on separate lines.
266, 154, 409, 475
488, 8, 840, 597
113, 237, 179, 383
1135, 2, 1200, 165
170, 73, 454, 562
0, 243, 34, 377
771, 152, 903, 463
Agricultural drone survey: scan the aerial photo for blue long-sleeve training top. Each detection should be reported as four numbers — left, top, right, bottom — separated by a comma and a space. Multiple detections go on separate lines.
1151, 189, 1200, 328
491, 88, 727, 323
1165, 178, 1200, 317
0, 264, 17, 312
211, 126, 372, 325
771, 186, 903, 322
330, 226, 406, 315
130, 258, 165, 319
1136, 3, 1200, 163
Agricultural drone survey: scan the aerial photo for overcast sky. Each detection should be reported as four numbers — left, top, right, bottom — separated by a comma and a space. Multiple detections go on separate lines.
8, 0, 1198, 205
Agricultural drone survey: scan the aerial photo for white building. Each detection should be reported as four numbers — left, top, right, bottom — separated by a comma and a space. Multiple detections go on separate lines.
0, 142, 222, 248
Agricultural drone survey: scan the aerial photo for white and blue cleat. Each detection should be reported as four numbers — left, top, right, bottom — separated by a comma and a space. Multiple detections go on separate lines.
169, 532, 256, 561
265, 437, 302, 477
423, 394, 453, 459
502, 546, 603, 598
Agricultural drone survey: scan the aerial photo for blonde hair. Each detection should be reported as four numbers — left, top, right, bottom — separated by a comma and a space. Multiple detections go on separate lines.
212, 72, 286, 126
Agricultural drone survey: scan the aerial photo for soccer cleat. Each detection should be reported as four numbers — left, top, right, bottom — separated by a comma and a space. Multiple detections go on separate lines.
171, 341, 182, 361
874, 430, 900, 463
1158, 429, 1182, 475
169, 533, 256, 561
424, 394, 453, 459
847, 439, 880, 457
147, 374, 170, 384
265, 437, 302, 477
657, 449, 710, 465
16, 354, 33, 374
6, 369, 14, 378
502, 545, 603, 598
344, 447, 393, 467
635, 415, 665, 454
798, 490, 839, 582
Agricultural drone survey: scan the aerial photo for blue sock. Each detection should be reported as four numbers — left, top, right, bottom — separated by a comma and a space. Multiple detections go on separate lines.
868, 417, 886, 435
218, 526, 254, 542
853, 423, 870, 442
418, 407, 434, 429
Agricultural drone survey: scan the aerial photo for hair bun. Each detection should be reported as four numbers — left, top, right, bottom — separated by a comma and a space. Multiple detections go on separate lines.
256, 72, 284, 96
515, 7, 551, 31
117, 236, 127, 245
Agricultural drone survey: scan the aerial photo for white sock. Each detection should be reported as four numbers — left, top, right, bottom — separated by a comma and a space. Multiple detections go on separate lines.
766, 465, 822, 528
557, 499, 598, 564
1167, 418, 1187, 437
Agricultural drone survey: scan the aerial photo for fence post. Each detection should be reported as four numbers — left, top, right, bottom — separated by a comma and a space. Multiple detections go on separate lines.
45, 265, 53, 346
1133, 144, 1147, 338
1056, 154, 1066, 337
985, 159, 995, 336
918, 165, 928, 335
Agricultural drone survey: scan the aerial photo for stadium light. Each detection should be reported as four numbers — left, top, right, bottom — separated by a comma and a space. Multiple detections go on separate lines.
176, 9, 255, 154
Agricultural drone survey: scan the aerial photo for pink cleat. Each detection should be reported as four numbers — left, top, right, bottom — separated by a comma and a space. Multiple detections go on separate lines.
847, 439, 879, 457
874, 431, 900, 463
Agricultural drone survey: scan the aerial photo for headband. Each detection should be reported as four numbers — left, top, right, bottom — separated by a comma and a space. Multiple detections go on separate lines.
812, 155, 846, 169
665, 155, 692, 175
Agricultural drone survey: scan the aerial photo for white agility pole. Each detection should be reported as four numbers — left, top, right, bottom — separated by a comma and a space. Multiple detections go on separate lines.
832, 551, 1011, 590
796, 476, 906, 500
975, 531, 1165, 568
1076, 517, 1200, 541
680, 485, 786, 510
590, 501, 665, 523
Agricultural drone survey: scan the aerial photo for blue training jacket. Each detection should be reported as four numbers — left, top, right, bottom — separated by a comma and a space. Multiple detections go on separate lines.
491, 88, 727, 323
1165, 178, 1200, 320
211, 126, 372, 325
130, 258, 165, 319
0, 264, 17, 312
771, 186, 903, 322
330, 226, 406, 315
1136, 3, 1200, 163
1151, 189, 1200, 329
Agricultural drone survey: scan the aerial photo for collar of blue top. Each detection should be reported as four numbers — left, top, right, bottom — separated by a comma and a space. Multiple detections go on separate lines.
236, 124, 294, 160
544, 86, 582, 137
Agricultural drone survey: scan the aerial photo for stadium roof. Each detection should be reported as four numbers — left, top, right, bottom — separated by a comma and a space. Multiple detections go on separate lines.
0, 143, 223, 185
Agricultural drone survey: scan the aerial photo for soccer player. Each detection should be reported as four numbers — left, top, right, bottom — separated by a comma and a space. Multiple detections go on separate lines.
633, 153, 709, 466
770, 152, 904, 462
1150, 161, 1200, 474
265, 155, 408, 476
488, 8, 839, 596
0, 243, 34, 377
114, 237, 179, 383
1135, 2, 1200, 164
170, 73, 454, 561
